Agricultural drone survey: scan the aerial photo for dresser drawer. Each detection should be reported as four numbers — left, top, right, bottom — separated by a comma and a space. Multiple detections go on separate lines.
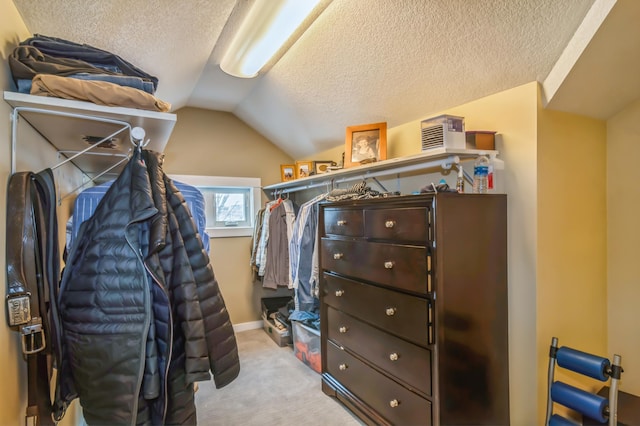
321, 238, 429, 294
323, 273, 430, 347
365, 207, 429, 242
327, 307, 432, 396
323, 208, 363, 237
326, 341, 432, 425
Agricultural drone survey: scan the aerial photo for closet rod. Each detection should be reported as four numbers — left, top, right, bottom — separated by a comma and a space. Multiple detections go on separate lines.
270, 155, 462, 195
10, 106, 133, 174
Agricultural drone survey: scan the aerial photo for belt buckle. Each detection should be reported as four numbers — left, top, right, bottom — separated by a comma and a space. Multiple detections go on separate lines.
6, 293, 31, 327
21, 317, 46, 355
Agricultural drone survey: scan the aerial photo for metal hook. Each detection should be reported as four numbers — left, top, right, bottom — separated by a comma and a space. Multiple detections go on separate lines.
131, 127, 147, 151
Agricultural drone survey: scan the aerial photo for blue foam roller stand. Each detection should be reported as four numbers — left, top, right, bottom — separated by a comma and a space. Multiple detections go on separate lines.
551, 382, 608, 423
557, 346, 610, 381
549, 414, 579, 426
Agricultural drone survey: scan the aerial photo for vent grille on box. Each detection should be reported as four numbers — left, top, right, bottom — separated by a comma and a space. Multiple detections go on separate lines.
421, 115, 466, 151
421, 124, 445, 150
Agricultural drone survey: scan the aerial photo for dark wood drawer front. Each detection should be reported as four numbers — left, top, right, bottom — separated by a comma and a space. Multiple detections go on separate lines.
327, 307, 432, 396
365, 207, 428, 242
326, 341, 432, 426
323, 208, 363, 237
323, 273, 429, 347
321, 239, 428, 294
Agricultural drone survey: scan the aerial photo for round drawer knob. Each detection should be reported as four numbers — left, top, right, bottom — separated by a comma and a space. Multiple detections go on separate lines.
339, 326, 348, 333
337, 220, 347, 226
389, 352, 399, 361
333, 253, 344, 260
389, 399, 399, 408
335, 290, 344, 297
339, 363, 348, 371
385, 307, 397, 316
384, 261, 394, 269
385, 220, 396, 228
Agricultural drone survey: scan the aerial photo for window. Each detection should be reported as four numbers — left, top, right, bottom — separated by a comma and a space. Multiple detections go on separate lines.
170, 175, 261, 238
205, 187, 252, 228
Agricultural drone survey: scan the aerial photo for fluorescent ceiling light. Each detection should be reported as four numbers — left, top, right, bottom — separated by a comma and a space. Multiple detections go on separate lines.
220, 0, 323, 78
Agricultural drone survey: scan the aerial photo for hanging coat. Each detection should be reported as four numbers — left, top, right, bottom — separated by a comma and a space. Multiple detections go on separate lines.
57, 149, 239, 425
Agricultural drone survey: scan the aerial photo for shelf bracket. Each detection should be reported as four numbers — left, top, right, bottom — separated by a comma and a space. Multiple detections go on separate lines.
10, 106, 135, 175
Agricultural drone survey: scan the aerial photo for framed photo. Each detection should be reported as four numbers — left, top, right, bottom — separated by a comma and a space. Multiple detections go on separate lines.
344, 122, 387, 168
280, 164, 295, 182
314, 160, 336, 174
295, 161, 313, 179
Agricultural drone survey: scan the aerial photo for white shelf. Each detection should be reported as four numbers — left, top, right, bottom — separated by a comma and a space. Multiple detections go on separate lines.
4, 91, 176, 180
264, 148, 498, 194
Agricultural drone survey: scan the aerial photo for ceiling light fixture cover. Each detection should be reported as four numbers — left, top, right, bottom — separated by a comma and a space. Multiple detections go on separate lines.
220, 0, 323, 78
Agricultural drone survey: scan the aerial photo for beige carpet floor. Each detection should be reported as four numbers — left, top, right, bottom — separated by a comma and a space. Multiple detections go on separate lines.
194, 328, 364, 425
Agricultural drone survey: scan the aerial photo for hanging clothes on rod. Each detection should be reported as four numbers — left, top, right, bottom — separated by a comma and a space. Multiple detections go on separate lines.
65, 177, 210, 254
262, 194, 296, 289
251, 192, 297, 288
288, 192, 327, 325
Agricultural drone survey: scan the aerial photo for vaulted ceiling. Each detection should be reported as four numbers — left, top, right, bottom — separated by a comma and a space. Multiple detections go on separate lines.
11, 0, 637, 158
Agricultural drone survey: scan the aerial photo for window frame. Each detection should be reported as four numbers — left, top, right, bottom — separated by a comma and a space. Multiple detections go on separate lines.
170, 174, 261, 238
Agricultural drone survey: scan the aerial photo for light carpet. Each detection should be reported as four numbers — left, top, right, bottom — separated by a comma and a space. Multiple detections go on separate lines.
194, 328, 364, 425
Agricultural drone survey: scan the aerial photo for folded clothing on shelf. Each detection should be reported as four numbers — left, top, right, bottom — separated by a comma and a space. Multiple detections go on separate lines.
10, 34, 158, 93
30, 73, 171, 112
8, 34, 169, 111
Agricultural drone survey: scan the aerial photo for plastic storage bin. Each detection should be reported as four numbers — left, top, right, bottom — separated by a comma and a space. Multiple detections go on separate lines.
291, 320, 321, 373
261, 296, 292, 347
262, 317, 291, 347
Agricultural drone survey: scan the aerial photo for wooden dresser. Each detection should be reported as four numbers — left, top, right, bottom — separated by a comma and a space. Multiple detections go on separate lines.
319, 193, 509, 425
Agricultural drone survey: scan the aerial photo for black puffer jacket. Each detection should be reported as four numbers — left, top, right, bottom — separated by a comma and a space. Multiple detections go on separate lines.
57, 150, 240, 425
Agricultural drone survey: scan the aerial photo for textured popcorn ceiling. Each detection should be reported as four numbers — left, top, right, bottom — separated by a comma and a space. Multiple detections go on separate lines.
11, 0, 632, 158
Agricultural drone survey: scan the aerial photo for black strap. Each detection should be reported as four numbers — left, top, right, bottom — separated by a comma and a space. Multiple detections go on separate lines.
32, 170, 62, 362
5, 170, 61, 425
6, 172, 36, 326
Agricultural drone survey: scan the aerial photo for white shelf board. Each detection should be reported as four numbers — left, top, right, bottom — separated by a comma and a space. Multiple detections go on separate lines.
4, 91, 176, 152
4, 91, 177, 181
264, 148, 498, 194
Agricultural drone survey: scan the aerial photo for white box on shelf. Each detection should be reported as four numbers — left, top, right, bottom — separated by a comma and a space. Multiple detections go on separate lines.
421, 115, 466, 150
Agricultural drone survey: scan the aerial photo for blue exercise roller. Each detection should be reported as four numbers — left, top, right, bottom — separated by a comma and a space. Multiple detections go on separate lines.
551, 381, 608, 423
549, 414, 579, 426
557, 346, 610, 381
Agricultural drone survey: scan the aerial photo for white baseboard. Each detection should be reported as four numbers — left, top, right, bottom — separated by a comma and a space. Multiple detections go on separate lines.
233, 320, 263, 333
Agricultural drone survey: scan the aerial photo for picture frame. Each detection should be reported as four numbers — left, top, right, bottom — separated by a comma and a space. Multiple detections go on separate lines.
295, 161, 313, 179
313, 160, 336, 174
344, 122, 387, 168
280, 164, 295, 182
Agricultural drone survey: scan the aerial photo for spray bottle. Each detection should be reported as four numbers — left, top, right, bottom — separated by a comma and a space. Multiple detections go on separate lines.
456, 164, 465, 193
